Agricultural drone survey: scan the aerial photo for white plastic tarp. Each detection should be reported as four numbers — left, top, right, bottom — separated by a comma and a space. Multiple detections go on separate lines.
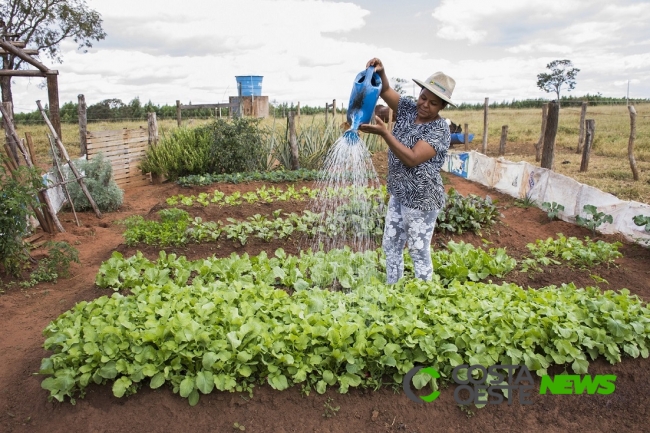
574, 184, 627, 235
616, 201, 650, 244
540, 171, 584, 219
522, 164, 550, 205
43, 155, 86, 214
492, 158, 526, 198
446, 151, 472, 179
467, 151, 497, 187
43, 171, 67, 213
443, 150, 650, 246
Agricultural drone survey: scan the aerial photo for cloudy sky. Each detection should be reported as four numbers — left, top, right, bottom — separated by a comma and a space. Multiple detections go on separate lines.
10, 0, 650, 113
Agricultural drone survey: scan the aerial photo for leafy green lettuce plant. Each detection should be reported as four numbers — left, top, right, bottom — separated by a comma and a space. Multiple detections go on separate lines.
19, 241, 80, 288
541, 201, 564, 220
633, 215, 650, 232
41, 248, 650, 406
521, 233, 622, 273
437, 188, 500, 235
429, 241, 516, 284
576, 204, 613, 235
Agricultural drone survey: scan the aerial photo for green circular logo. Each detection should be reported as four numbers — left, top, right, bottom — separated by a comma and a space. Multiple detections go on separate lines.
403, 366, 441, 403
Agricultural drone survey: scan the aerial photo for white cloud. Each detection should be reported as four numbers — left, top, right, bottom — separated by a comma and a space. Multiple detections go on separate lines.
431, 0, 585, 45
8, 0, 650, 113
507, 44, 572, 54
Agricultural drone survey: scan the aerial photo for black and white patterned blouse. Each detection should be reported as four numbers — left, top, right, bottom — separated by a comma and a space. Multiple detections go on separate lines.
386, 97, 451, 211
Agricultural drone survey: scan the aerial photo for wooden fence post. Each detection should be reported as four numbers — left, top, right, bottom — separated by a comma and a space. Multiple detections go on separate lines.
2, 101, 19, 163
24, 132, 37, 161
36, 100, 102, 219
148, 112, 158, 146
464, 123, 469, 151
628, 105, 639, 181
176, 100, 181, 127
0, 103, 63, 233
541, 101, 559, 170
499, 125, 508, 156
288, 111, 300, 170
536, 103, 548, 162
579, 119, 595, 172
324, 102, 328, 124
78, 94, 87, 156
46, 72, 63, 141
482, 97, 489, 154
297, 102, 300, 118
576, 101, 587, 154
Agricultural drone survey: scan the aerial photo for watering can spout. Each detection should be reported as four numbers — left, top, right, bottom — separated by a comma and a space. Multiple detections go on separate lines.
346, 66, 382, 132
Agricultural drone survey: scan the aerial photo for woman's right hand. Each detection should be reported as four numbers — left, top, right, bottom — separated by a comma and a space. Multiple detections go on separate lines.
366, 58, 384, 74
366, 57, 397, 109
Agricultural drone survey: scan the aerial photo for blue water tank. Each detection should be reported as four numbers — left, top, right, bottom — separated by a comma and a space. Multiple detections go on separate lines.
235, 75, 263, 96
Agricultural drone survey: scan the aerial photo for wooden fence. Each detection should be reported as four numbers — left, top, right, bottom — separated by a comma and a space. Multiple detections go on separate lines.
86, 128, 150, 188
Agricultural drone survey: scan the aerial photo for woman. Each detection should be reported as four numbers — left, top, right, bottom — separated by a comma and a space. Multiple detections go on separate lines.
359, 58, 456, 284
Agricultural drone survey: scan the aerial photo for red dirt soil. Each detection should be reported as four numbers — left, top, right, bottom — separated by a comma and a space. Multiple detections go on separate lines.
1, 152, 649, 433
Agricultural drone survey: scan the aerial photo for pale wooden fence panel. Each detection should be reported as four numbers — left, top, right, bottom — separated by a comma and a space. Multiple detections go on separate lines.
86, 128, 150, 188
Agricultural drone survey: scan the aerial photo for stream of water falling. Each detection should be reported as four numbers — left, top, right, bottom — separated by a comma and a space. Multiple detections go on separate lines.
306, 130, 385, 252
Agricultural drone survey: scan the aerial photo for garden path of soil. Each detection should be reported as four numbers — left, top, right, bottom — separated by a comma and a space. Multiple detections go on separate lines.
1, 152, 649, 433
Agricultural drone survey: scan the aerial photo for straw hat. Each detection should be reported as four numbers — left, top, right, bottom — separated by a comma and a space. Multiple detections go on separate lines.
413, 72, 456, 107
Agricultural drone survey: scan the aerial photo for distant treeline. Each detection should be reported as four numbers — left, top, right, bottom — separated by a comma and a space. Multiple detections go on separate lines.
13, 94, 650, 124
12, 97, 346, 124
450, 94, 650, 111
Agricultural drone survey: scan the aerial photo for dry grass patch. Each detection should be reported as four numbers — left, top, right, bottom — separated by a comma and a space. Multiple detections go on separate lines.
447, 103, 650, 204
14, 104, 650, 204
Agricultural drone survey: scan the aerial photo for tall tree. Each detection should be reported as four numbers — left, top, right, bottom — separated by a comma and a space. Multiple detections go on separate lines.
391, 77, 415, 101
536, 60, 580, 106
0, 0, 106, 106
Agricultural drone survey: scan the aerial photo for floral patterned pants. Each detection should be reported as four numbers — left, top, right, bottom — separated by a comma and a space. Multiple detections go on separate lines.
383, 196, 440, 284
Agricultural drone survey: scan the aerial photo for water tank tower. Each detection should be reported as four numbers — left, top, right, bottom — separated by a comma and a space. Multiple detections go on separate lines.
235, 75, 263, 96
231, 75, 268, 118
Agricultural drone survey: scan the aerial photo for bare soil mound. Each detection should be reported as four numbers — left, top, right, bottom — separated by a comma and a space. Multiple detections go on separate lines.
1, 152, 648, 433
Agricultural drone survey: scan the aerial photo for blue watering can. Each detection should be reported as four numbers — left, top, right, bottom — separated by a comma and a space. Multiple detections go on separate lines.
346, 66, 382, 132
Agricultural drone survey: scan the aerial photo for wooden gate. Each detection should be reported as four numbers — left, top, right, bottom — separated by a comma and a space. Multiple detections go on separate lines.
86, 128, 150, 188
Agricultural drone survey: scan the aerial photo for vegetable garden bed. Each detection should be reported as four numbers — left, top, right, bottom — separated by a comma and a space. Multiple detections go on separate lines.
1, 152, 649, 433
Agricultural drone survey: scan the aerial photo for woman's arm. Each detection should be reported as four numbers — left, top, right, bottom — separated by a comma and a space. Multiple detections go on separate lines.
366, 58, 400, 113
359, 116, 436, 167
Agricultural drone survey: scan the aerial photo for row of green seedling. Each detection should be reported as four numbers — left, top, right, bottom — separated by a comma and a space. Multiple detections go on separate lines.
176, 169, 324, 187
40, 246, 650, 406
165, 185, 387, 208
121, 205, 384, 247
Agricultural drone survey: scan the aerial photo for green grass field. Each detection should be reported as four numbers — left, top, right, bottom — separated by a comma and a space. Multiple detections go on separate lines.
14, 103, 650, 203
445, 103, 650, 203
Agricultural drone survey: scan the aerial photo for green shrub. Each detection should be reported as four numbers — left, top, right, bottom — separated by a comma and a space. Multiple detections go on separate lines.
139, 126, 213, 178
207, 118, 268, 174
65, 153, 123, 212
273, 118, 339, 170
140, 118, 268, 179
0, 162, 43, 276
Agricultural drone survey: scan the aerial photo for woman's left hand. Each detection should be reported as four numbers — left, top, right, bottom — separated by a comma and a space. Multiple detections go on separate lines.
359, 116, 388, 136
